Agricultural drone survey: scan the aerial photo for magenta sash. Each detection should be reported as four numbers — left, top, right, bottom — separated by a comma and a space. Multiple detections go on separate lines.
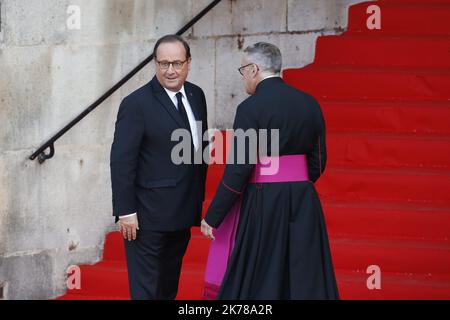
202, 155, 309, 299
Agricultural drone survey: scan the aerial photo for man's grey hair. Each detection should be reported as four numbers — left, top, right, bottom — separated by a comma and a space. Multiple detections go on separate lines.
244, 42, 282, 75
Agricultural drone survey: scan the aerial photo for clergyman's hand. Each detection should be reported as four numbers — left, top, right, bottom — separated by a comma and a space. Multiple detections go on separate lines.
201, 219, 215, 240
118, 214, 139, 241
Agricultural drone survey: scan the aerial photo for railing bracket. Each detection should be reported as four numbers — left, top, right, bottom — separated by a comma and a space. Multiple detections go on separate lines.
37, 144, 55, 164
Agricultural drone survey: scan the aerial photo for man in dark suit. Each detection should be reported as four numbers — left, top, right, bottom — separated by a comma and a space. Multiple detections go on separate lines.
110, 35, 208, 300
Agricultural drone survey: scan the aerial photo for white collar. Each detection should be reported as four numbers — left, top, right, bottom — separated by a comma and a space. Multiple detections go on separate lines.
262, 74, 281, 81
163, 85, 187, 101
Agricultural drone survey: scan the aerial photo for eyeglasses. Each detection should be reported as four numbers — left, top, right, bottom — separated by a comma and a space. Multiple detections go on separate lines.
156, 59, 188, 70
238, 63, 257, 76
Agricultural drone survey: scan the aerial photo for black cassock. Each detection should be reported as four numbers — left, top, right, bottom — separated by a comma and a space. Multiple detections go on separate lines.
204, 77, 339, 299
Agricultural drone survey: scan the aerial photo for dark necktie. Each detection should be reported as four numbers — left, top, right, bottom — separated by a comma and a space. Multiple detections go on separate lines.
176, 92, 191, 133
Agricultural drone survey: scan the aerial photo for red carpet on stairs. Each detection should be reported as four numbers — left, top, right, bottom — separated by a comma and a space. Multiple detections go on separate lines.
58, 0, 450, 300
284, 0, 450, 299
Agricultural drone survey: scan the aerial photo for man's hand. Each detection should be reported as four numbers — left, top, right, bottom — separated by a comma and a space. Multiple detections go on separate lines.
201, 219, 215, 240
118, 214, 139, 241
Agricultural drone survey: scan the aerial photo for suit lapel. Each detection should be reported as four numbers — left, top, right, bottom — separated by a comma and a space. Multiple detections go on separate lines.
150, 76, 185, 128
185, 83, 202, 122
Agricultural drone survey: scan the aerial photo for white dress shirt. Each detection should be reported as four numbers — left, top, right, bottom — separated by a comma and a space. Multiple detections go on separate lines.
119, 85, 200, 220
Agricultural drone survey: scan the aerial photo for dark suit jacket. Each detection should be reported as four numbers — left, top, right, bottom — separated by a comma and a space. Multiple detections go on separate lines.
204, 77, 327, 228
110, 76, 208, 231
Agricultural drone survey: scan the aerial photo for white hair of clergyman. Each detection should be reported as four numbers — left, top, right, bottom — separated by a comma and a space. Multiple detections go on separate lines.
244, 42, 282, 75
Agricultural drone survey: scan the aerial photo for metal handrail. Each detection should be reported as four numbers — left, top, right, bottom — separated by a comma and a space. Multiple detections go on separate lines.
29, 0, 222, 163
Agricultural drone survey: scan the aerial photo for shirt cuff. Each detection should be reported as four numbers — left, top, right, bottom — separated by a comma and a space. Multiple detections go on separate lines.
119, 213, 137, 219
